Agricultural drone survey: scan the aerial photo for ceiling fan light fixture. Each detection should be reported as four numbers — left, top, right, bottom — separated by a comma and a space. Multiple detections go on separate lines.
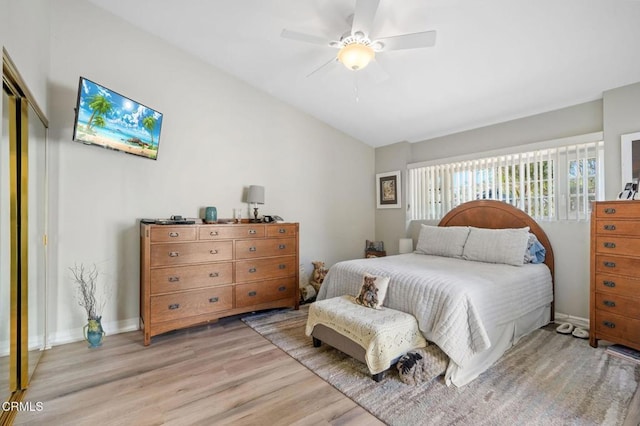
337, 42, 375, 71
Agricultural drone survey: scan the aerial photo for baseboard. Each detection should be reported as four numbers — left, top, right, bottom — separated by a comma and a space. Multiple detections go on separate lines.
554, 312, 590, 330
49, 317, 140, 347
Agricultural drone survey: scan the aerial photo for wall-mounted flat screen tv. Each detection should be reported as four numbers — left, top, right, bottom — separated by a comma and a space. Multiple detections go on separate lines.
72, 77, 163, 160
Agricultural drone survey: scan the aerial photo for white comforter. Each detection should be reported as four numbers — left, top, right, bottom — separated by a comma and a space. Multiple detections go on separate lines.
317, 253, 552, 370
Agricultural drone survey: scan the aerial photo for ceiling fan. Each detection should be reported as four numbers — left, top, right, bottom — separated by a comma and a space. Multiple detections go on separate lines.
281, 0, 437, 77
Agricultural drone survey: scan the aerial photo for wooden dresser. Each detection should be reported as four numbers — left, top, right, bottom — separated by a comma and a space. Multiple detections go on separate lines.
140, 221, 299, 345
590, 201, 640, 351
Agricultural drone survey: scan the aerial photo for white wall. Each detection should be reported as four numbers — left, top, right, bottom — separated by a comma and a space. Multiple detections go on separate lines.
46, 0, 374, 344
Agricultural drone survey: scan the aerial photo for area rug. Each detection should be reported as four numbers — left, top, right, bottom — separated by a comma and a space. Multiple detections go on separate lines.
242, 306, 640, 426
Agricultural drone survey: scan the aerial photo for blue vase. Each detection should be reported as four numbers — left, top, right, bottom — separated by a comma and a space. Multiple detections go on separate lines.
84, 317, 105, 348
205, 206, 217, 223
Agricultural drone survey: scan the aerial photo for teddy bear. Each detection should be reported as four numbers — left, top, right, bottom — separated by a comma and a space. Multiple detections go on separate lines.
309, 261, 328, 292
355, 275, 379, 308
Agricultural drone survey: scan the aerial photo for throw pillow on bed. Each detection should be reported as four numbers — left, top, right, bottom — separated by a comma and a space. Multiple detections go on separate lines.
355, 273, 390, 309
415, 225, 470, 258
462, 226, 530, 266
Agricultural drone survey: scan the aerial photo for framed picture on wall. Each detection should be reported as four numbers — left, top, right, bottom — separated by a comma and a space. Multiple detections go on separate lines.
621, 131, 640, 185
376, 170, 401, 209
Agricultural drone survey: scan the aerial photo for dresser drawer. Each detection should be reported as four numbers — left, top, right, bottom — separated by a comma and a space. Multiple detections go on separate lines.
150, 241, 233, 267
594, 255, 640, 276
594, 273, 640, 298
595, 293, 640, 319
594, 235, 640, 257
235, 237, 296, 259
266, 224, 297, 238
150, 226, 197, 242
235, 256, 296, 282
594, 311, 640, 344
150, 263, 233, 294
595, 219, 640, 237
199, 225, 265, 240
150, 286, 233, 323
235, 277, 297, 308
595, 202, 640, 219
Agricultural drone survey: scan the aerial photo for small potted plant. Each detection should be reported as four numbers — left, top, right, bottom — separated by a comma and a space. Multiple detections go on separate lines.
70, 263, 108, 348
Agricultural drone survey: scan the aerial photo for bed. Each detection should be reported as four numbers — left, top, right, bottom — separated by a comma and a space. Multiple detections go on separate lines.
316, 200, 554, 386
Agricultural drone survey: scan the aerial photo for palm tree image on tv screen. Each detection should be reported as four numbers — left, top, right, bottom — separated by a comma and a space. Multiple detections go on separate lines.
73, 77, 163, 160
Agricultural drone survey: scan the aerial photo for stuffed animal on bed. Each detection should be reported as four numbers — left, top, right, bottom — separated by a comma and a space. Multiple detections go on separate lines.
355, 275, 379, 308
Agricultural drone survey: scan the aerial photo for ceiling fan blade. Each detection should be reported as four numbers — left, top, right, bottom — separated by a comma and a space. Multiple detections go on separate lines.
281, 29, 331, 47
376, 30, 437, 51
351, 0, 380, 37
306, 56, 339, 78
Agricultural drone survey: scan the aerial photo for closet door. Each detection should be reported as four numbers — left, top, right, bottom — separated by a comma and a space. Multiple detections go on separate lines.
0, 77, 11, 405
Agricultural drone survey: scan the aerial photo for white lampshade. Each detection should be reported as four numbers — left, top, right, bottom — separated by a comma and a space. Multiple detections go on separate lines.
399, 238, 413, 254
247, 185, 265, 204
337, 43, 375, 71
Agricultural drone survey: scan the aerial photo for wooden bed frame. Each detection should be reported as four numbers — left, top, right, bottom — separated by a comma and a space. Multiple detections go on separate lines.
438, 199, 555, 320
312, 200, 556, 380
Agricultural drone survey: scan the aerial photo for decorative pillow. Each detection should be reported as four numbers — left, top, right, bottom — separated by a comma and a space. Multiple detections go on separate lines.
462, 226, 530, 266
354, 274, 390, 309
415, 225, 470, 258
524, 233, 546, 264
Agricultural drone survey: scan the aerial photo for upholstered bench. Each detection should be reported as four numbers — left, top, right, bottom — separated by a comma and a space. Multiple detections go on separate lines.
305, 295, 427, 381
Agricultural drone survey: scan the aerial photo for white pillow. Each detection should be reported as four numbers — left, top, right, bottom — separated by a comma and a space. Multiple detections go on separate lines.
462, 226, 530, 266
415, 225, 470, 258
354, 274, 390, 309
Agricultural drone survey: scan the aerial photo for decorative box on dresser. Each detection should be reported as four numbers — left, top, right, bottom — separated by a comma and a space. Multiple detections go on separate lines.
140, 221, 299, 345
590, 201, 640, 351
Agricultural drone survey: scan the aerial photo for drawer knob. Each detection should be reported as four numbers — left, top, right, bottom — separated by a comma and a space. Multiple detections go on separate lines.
604, 208, 616, 214
278, 228, 286, 234
278, 286, 287, 292
169, 232, 179, 237
168, 303, 180, 310
603, 321, 616, 328
249, 229, 257, 235
603, 280, 616, 288
603, 300, 616, 308
603, 261, 616, 268
168, 276, 180, 283
603, 242, 616, 249
248, 291, 257, 297
248, 267, 257, 273
209, 231, 219, 236
249, 246, 257, 252
209, 249, 219, 255
278, 244, 286, 249
169, 251, 179, 257
209, 272, 219, 278
278, 264, 286, 270
209, 297, 219, 303
603, 224, 616, 231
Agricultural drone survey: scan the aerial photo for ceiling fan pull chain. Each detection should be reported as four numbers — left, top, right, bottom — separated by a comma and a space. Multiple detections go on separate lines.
354, 75, 360, 103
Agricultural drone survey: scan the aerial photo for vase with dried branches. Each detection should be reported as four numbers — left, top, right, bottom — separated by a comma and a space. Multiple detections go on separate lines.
70, 263, 108, 348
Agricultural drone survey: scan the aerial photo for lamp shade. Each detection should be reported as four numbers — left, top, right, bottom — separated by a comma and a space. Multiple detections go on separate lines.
337, 43, 375, 71
247, 185, 265, 204
399, 238, 413, 254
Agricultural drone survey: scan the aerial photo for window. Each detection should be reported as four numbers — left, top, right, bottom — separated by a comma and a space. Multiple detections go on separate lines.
407, 134, 604, 221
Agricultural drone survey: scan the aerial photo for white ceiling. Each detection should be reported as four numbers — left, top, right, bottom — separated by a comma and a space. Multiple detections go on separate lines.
88, 0, 640, 148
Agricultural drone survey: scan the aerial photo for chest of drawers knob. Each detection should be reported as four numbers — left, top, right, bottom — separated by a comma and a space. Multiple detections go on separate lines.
278, 244, 286, 249
603, 261, 616, 268
169, 232, 179, 237
169, 251, 179, 257
209, 272, 219, 278
209, 297, 219, 303
209, 250, 218, 255
168, 303, 180, 310
278, 264, 286, 270
603, 224, 616, 231
278, 286, 287, 292
249, 246, 257, 252
603, 280, 616, 288
603, 321, 616, 328
604, 208, 616, 214
248, 267, 257, 273
248, 291, 257, 297
278, 228, 286, 234
603, 300, 616, 307
603, 242, 616, 249
248, 229, 257, 235
209, 231, 219, 236
168, 276, 180, 283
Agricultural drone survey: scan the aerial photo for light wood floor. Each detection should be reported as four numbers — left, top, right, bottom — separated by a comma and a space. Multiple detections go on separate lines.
13, 315, 640, 426
14, 316, 383, 426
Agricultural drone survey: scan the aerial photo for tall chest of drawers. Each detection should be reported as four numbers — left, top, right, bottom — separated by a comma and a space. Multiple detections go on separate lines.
590, 201, 640, 351
140, 221, 299, 345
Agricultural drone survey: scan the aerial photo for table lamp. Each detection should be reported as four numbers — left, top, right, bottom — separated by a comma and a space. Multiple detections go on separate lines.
247, 185, 265, 223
